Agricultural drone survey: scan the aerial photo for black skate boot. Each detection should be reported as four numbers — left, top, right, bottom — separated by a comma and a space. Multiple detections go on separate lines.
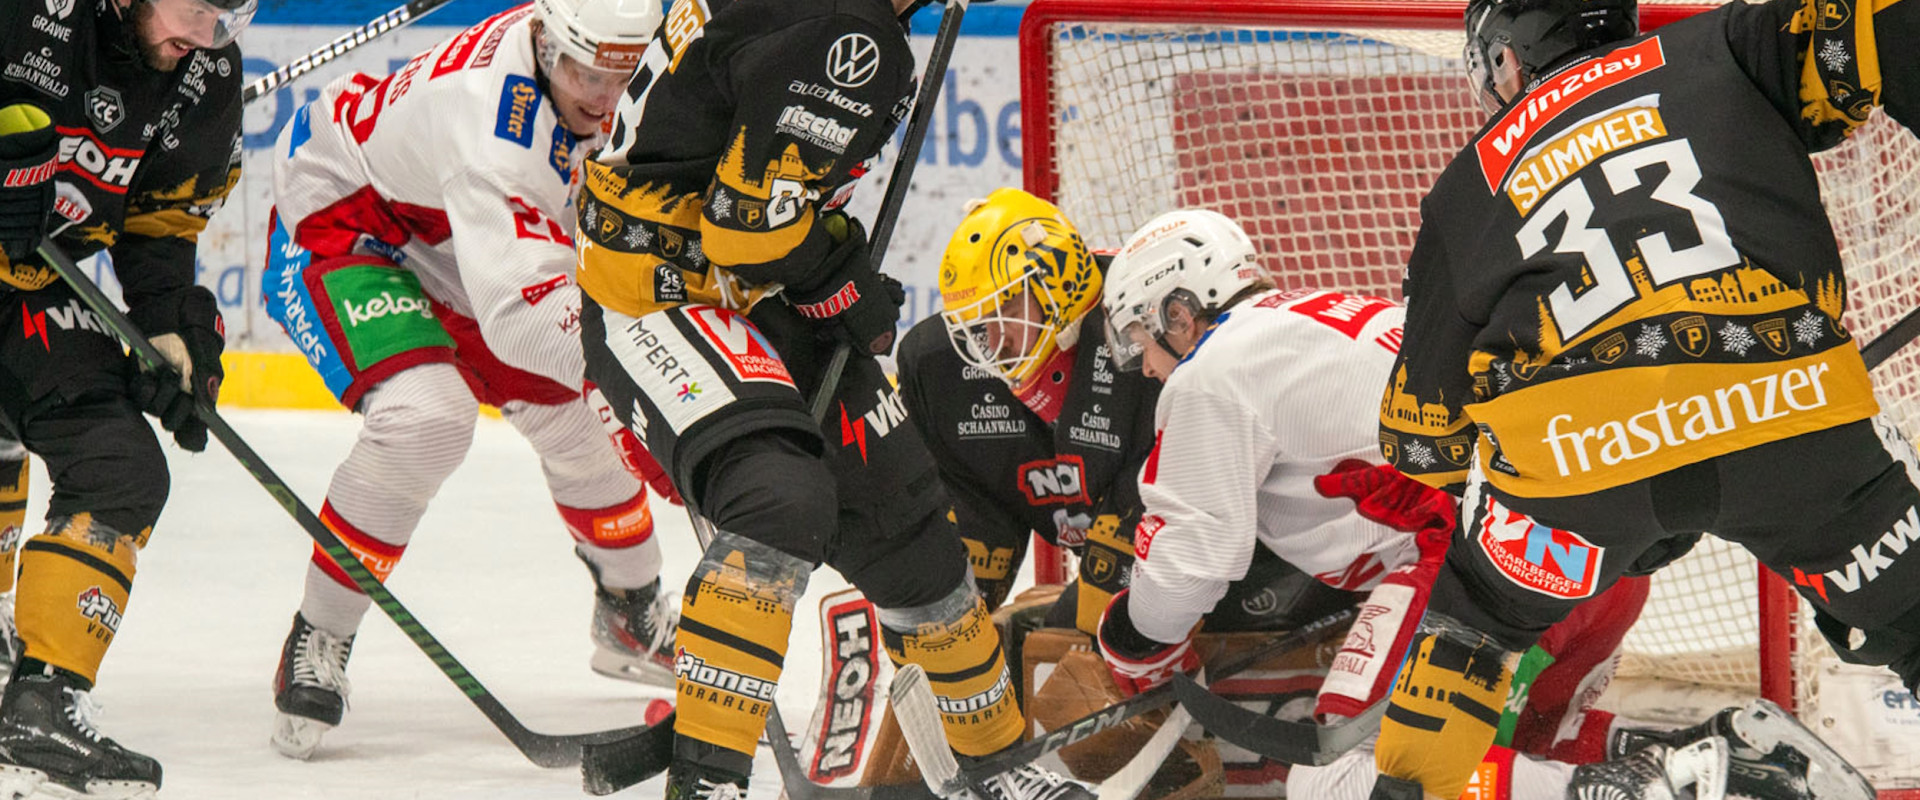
1571, 736, 1729, 800
270, 613, 354, 760
971, 764, 1097, 800
0, 593, 18, 690
588, 575, 678, 687
0, 662, 161, 800
664, 741, 751, 800
1610, 699, 1875, 800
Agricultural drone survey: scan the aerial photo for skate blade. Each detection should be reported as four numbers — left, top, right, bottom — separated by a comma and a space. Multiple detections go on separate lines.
271, 712, 334, 761
1731, 700, 1876, 800
1665, 736, 1730, 800
589, 649, 675, 689
0, 765, 154, 800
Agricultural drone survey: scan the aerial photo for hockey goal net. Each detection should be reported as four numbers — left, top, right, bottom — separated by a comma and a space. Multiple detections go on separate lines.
1018, 0, 1920, 791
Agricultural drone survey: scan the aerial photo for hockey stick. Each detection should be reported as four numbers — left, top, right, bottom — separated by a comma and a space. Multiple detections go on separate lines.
883, 607, 1360, 800
35, 238, 647, 769
809, 0, 971, 420
1098, 668, 1202, 800
241, 0, 466, 104
1166, 673, 1386, 766
1863, 303, 1920, 370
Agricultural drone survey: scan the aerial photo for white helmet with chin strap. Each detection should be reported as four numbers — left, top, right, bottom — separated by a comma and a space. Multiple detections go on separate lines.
532, 0, 661, 75
1101, 209, 1264, 371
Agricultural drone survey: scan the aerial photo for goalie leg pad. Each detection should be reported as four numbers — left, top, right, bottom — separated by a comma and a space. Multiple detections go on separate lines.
16, 515, 139, 685
878, 581, 1023, 758
675, 529, 812, 759
1373, 616, 1516, 800
0, 444, 28, 594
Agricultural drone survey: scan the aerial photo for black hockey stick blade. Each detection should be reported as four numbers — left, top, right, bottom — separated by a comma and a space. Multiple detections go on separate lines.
581, 711, 677, 795
1863, 302, 1920, 371
37, 239, 642, 769
1169, 675, 1385, 766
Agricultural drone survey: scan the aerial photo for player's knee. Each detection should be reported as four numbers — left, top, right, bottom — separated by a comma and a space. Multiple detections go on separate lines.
687, 528, 814, 612
356, 368, 480, 483
693, 429, 837, 564
29, 395, 169, 538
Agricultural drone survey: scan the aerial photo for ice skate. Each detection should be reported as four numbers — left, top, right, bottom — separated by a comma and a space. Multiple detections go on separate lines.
589, 577, 678, 687
0, 666, 160, 800
1612, 699, 1875, 800
1570, 736, 1729, 800
663, 751, 750, 800
270, 613, 354, 760
970, 763, 1096, 800
0, 593, 19, 691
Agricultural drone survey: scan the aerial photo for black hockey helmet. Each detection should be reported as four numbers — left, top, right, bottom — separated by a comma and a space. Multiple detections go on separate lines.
1463, 0, 1638, 113
138, 0, 260, 48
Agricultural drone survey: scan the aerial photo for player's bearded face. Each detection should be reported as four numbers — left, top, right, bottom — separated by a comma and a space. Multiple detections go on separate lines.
128, 0, 214, 71
549, 54, 631, 136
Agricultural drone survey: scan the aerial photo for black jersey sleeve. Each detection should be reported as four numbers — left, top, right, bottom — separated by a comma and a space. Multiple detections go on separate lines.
702, 12, 913, 290
1378, 215, 1478, 494
1723, 0, 1920, 151
112, 48, 243, 309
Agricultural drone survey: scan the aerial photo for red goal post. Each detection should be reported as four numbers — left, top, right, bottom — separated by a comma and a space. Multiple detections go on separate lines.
1016, 0, 1920, 792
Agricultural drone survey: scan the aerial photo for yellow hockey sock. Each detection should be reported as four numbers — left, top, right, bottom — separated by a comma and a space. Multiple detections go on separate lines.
674, 533, 810, 758
0, 455, 28, 594
1374, 629, 1515, 800
16, 514, 140, 685
883, 587, 1024, 758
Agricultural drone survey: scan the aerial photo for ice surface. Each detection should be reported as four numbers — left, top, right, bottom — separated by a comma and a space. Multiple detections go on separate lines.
39, 410, 849, 799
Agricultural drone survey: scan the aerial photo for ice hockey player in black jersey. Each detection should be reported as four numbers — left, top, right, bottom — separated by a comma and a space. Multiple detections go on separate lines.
576, 3, 1091, 799
0, 0, 251, 796
1372, 0, 1920, 796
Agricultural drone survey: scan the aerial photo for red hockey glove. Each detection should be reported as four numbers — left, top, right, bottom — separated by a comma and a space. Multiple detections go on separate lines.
1314, 460, 1456, 550
1097, 589, 1199, 696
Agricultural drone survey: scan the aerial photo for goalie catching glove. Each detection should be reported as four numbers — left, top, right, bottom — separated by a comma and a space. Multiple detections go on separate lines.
785, 212, 906, 355
1097, 588, 1199, 696
126, 286, 225, 452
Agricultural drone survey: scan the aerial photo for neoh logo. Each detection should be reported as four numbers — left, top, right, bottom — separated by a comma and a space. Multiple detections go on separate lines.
1477, 495, 1603, 599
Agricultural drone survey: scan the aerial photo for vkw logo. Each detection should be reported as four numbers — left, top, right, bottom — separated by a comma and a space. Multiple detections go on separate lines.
825, 33, 879, 88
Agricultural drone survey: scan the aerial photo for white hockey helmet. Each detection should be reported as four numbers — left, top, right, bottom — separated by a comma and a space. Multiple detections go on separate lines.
532, 0, 660, 75
1101, 209, 1264, 371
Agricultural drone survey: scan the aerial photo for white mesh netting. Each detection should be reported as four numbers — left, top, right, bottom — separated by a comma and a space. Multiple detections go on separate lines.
1027, 2, 1920, 787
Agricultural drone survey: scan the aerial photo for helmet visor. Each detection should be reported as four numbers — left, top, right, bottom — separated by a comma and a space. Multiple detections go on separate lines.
149, 0, 256, 49
552, 52, 633, 114
1102, 303, 1160, 373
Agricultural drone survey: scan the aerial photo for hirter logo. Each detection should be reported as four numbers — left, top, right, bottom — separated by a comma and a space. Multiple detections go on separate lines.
1477, 495, 1604, 599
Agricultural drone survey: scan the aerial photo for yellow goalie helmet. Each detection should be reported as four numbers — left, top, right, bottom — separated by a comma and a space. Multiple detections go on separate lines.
938, 188, 1099, 391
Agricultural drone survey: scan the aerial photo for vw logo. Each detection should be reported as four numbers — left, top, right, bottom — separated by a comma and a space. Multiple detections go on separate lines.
826, 33, 880, 88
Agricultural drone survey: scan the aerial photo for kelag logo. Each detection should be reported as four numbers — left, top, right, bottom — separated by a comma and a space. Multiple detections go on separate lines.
1477, 495, 1604, 599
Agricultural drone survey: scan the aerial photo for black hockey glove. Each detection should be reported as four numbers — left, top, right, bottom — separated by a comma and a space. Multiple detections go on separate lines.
785, 212, 906, 355
0, 103, 59, 261
126, 287, 225, 452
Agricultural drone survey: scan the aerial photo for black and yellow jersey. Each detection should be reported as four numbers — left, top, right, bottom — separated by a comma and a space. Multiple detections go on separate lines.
1381, 0, 1920, 498
577, 0, 914, 318
0, 0, 242, 305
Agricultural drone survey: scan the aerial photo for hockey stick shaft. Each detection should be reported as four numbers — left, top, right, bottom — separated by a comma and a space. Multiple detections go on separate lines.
241, 0, 465, 104
1863, 303, 1920, 370
36, 239, 643, 769
808, 0, 970, 420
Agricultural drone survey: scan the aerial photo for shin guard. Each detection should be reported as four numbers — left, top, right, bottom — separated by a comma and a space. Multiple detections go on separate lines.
880, 583, 1023, 758
0, 452, 27, 594
675, 530, 812, 759
1373, 619, 1515, 800
15, 515, 140, 685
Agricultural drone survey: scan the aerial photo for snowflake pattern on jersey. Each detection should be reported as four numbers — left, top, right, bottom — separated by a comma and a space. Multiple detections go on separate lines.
1819, 39, 1852, 73
1491, 361, 1513, 392
1719, 321, 1757, 357
1794, 310, 1826, 348
1634, 323, 1668, 359
709, 189, 733, 221
624, 225, 652, 250
1403, 440, 1438, 469
582, 202, 600, 234
686, 239, 707, 268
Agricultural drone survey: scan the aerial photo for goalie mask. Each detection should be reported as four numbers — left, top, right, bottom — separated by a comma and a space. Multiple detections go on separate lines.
1102, 209, 1262, 372
1463, 0, 1638, 114
938, 188, 1100, 394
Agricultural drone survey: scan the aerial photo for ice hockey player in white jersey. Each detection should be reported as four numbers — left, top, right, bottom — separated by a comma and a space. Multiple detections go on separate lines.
1096, 209, 1871, 800
260, 0, 681, 759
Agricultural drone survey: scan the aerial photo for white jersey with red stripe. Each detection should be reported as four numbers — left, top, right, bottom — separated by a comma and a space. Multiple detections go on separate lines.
1129, 288, 1423, 643
273, 4, 595, 387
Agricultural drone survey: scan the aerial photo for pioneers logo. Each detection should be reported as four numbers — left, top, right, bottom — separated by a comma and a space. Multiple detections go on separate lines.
675, 650, 778, 703
77, 586, 122, 634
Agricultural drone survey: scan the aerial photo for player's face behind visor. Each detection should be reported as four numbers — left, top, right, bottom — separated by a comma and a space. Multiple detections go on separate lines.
938, 188, 1100, 394
129, 0, 256, 70
1102, 208, 1264, 381
546, 52, 633, 136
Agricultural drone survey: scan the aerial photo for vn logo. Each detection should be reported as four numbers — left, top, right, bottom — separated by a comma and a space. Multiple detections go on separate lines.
1794, 506, 1919, 603
1477, 496, 1604, 599
839, 388, 906, 463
